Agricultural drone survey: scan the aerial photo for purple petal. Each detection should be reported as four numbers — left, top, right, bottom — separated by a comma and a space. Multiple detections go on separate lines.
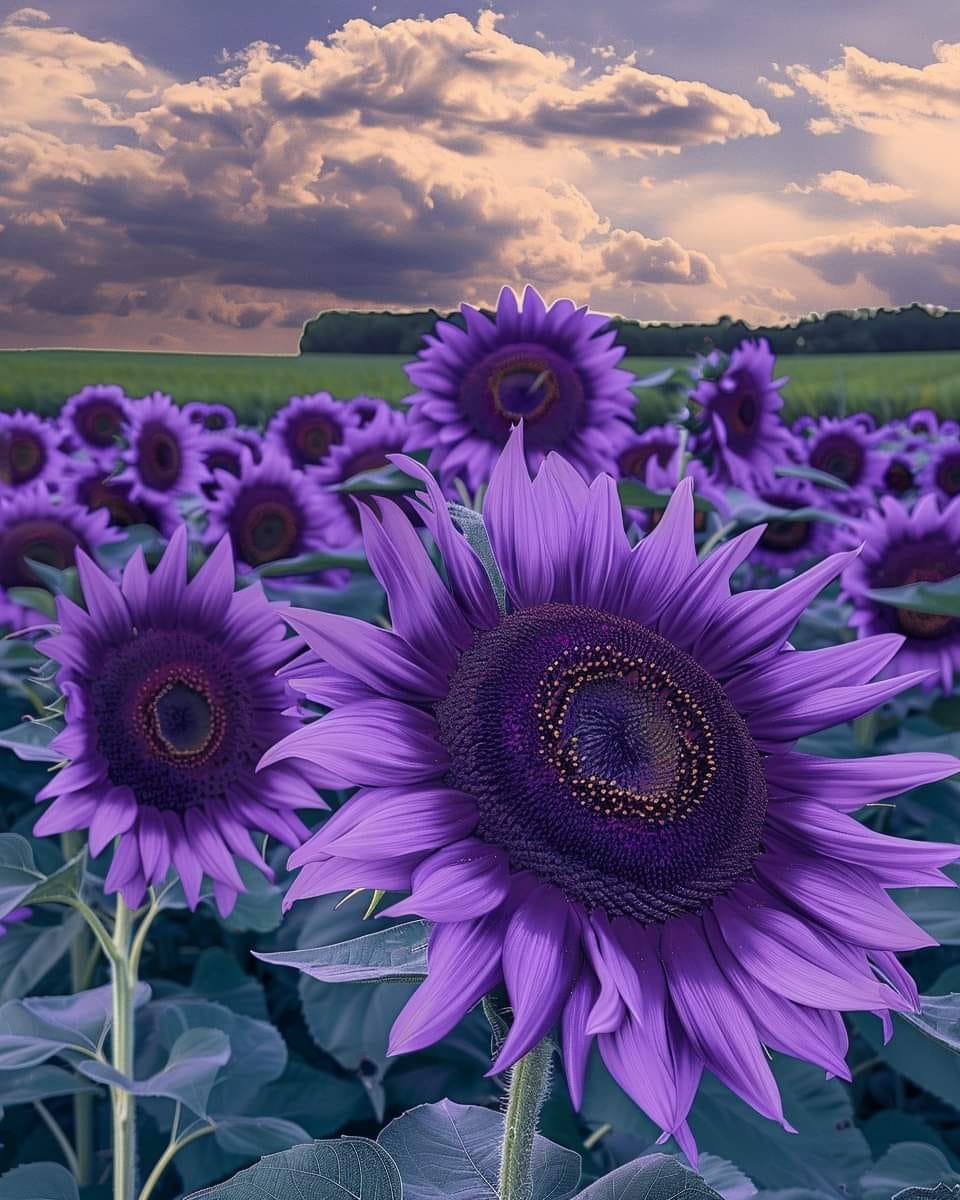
381, 839, 509, 920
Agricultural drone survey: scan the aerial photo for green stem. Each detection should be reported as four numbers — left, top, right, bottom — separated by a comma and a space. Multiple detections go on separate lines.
111, 896, 138, 1200
33, 1101, 81, 1177
62, 830, 95, 1186
137, 1123, 214, 1200
698, 520, 737, 561
497, 1039, 554, 1200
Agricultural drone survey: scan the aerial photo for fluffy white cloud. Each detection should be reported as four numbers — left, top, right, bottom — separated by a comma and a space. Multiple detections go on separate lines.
784, 170, 914, 204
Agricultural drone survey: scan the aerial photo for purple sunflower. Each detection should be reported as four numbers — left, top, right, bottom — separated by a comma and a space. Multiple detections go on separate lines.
635, 451, 729, 538
61, 385, 131, 461
0, 487, 118, 630
231, 427, 264, 464
841, 493, 960, 693
617, 425, 681, 482
263, 426, 958, 1165
64, 462, 181, 539
349, 395, 389, 427
311, 404, 410, 548
204, 448, 337, 571
183, 402, 237, 432
33, 526, 324, 914
804, 416, 885, 503
919, 437, 960, 507
115, 392, 206, 506
198, 432, 254, 501
688, 339, 796, 487
0, 411, 63, 496
877, 451, 917, 498
403, 285, 637, 492
747, 476, 844, 573
266, 392, 359, 470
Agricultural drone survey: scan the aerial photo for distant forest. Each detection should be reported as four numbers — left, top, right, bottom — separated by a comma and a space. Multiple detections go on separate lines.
299, 303, 960, 357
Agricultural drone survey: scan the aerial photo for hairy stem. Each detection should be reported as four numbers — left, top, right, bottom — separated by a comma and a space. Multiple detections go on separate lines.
61, 830, 94, 1185
137, 1124, 214, 1200
497, 1038, 554, 1200
111, 896, 137, 1200
33, 1101, 81, 1177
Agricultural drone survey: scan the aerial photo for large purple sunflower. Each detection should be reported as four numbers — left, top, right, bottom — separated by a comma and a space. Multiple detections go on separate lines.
919, 437, 960, 507
403, 286, 637, 491
61, 385, 131, 461
115, 392, 206, 506
841, 493, 960, 693
0, 487, 118, 630
33, 527, 324, 914
804, 416, 884, 502
0, 411, 63, 495
64, 462, 181, 539
266, 393, 359, 470
310, 405, 410, 547
688, 339, 796, 487
204, 448, 336, 571
263, 427, 958, 1164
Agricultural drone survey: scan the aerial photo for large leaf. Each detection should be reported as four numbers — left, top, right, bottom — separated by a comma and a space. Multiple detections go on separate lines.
867, 572, 960, 619
331, 466, 419, 494
860, 1143, 960, 1200
617, 481, 715, 513
377, 1100, 581, 1200
191, 949, 269, 1022
773, 464, 850, 491
897, 866, 960, 944
182, 1138, 402, 1200
78, 1027, 231, 1117
0, 1164, 78, 1200
697, 1156, 757, 1200
254, 919, 430, 983
0, 982, 151, 1069
0, 834, 44, 921
890, 1187, 960, 1200
0, 720, 63, 763
256, 551, 369, 578
212, 1117, 312, 1157
0, 912, 85, 1003
0, 1064, 99, 1105
574, 1154, 724, 1199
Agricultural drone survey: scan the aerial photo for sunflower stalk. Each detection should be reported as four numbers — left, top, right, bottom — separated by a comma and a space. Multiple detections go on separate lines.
62, 830, 94, 1185
497, 1037, 554, 1200
110, 896, 138, 1200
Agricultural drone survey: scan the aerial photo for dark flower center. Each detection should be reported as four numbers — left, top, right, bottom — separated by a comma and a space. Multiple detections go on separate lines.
78, 401, 124, 448
0, 519, 84, 588
437, 603, 767, 922
884, 460, 914, 494
230, 486, 302, 566
203, 412, 229, 431
731, 391, 757, 435
935, 451, 960, 497
91, 633, 251, 811
0, 432, 46, 486
288, 415, 341, 467
202, 448, 244, 500
810, 433, 864, 485
139, 422, 182, 491
759, 496, 812, 552
875, 541, 960, 641
460, 343, 585, 449
78, 476, 156, 529
618, 441, 674, 479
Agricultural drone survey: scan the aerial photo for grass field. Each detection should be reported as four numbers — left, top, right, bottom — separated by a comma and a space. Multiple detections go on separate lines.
2, 348, 960, 424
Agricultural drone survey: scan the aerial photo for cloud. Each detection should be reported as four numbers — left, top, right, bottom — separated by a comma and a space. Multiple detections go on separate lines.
757, 75, 795, 99
0, 11, 751, 347
784, 170, 914, 204
787, 41, 960, 133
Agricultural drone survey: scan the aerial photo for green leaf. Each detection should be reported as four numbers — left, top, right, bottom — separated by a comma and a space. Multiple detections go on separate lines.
0, 719, 63, 763
191, 949, 269, 1022
377, 1100, 581, 1200
0, 834, 44, 922
574, 1154, 724, 1199
255, 550, 370, 578
617, 481, 716, 512
773, 464, 850, 491
182, 1137, 402, 1200
23, 849, 86, 908
22, 560, 81, 603
891, 1186, 960, 1200
861, 1143, 960, 1200
0, 912, 86, 1003
725, 494, 851, 528
0, 983, 151, 1069
254, 919, 429, 983
448, 504, 506, 611
212, 1117, 312, 1157
262, 574, 386, 620
95, 525, 164, 570
5, 589, 57, 620
0, 1163, 78, 1200
0, 1064, 99, 1106
332, 466, 419, 494
866, 572, 960, 619
697, 1154, 758, 1200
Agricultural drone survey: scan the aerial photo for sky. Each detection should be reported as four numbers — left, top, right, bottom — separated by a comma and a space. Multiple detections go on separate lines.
0, 1, 958, 352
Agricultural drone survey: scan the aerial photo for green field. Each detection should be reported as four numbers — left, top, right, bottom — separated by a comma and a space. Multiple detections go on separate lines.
2, 348, 960, 425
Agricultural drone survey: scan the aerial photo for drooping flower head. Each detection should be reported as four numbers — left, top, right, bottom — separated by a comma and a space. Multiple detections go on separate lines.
311, 404, 410, 547
842, 493, 960, 693
804, 415, 884, 502
403, 285, 637, 491
265, 426, 958, 1165
0, 487, 118, 630
115, 392, 206, 505
61, 385, 131, 460
688, 339, 796, 487
183, 402, 237, 432
0, 411, 63, 495
266, 392, 359, 470
747, 475, 844, 573
616, 425, 681, 482
33, 527, 324, 914
198, 432, 254, 501
919, 437, 960, 507
905, 408, 940, 440
204, 448, 337, 571
63, 462, 181, 539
